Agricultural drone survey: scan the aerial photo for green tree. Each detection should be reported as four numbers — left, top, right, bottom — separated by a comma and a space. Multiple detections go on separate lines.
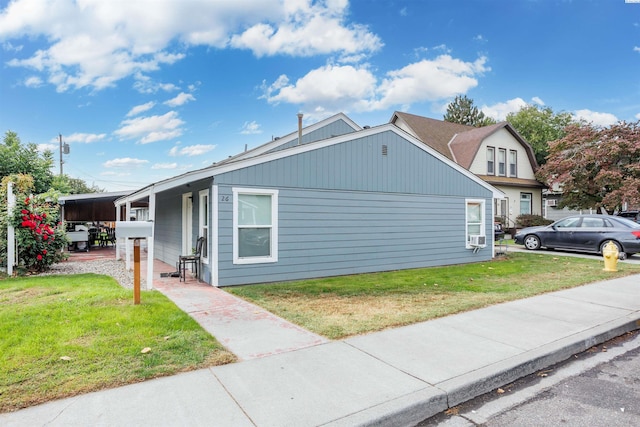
506, 105, 575, 165
0, 131, 54, 194
51, 174, 104, 194
443, 95, 496, 127
536, 121, 640, 211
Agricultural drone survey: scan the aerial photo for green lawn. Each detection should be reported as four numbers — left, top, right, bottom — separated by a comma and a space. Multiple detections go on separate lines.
0, 274, 235, 413
227, 252, 640, 339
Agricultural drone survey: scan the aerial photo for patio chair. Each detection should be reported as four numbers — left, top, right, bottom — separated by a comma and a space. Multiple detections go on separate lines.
179, 237, 205, 282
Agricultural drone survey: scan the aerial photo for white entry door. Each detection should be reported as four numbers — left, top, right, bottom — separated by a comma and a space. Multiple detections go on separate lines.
182, 193, 193, 255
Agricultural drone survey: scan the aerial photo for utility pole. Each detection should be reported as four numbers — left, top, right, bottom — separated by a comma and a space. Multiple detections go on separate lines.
59, 134, 69, 176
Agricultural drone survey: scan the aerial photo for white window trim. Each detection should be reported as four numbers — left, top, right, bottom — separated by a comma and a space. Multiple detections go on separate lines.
487, 146, 495, 175
232, 187, 279, 265
199, 189, 209, 265
498, 148, 506, 176
509, 149, 518, 177
465, 198, 486, 249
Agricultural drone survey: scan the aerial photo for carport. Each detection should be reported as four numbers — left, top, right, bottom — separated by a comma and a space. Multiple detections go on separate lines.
59, 191, 148, 250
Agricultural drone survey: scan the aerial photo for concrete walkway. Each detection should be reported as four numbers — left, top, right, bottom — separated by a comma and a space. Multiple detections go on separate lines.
153, 280, 328, 360
2, 252, 640, 426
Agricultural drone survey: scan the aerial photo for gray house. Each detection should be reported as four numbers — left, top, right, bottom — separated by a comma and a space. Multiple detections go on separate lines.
116, 113, 503, 287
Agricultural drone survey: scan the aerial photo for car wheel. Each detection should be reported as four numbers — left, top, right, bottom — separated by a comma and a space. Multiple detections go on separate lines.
523, 234, 541, 250
600, 240, 624, 258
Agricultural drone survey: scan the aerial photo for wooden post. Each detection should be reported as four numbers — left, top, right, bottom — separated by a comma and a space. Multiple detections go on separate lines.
133, 238, 141, 305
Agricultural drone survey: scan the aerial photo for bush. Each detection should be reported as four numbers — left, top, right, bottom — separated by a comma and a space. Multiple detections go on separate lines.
516, 214, 553, 228
10, 194, 68, 272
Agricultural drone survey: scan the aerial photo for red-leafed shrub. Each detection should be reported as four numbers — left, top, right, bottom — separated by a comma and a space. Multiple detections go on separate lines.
10, 194, 68, 272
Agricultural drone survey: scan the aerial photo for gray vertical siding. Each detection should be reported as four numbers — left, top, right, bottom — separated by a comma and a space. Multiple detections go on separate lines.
266, 119, 358, 153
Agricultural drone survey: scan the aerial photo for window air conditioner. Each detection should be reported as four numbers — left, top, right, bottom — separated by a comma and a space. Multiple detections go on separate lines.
470, 235, 486, 247
547, 199, 557, 207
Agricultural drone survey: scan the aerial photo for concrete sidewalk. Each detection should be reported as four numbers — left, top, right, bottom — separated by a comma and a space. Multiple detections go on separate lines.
2, 274, 639, 427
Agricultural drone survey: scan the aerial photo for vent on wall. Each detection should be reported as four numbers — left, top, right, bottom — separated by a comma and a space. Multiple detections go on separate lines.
382, 145, 388, 156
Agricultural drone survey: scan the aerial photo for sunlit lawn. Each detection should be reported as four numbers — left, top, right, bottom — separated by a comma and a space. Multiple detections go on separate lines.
227, 252, 640, 339
0, 274, 235, 413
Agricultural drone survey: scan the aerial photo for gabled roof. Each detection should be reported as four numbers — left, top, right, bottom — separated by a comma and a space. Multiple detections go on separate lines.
449, 122, 539, 170
390, 111, 473, 160
116, 118, 504, 205
390, 111, 539, 171
215, 112, 361, 165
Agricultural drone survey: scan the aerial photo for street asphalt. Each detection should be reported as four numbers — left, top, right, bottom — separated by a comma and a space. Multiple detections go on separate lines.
2, 248, 639, 427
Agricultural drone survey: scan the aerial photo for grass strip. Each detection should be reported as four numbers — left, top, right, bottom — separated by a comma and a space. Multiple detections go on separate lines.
227, 252, 640, 339
0, 274, 235, 413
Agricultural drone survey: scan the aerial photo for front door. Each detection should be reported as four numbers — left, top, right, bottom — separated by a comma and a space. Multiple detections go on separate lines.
182, 193, 193, 255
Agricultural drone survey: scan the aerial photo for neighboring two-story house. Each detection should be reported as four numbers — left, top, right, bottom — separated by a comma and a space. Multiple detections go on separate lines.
390, 111, 546, 230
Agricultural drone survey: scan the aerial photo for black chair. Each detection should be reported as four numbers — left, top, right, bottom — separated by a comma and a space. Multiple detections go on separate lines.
179, 237, 205, 282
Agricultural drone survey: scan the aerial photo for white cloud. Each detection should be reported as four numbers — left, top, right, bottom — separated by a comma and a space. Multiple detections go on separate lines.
635, 112, 640, 120
37, 143, 57, 153
230, 0, 382, 59
24, 76, 43, 87
164, 92, 196, 107
103, 158, 149, 168
151, 162, 178, 169
372, 55, 490, 110
263, 54, 489, 117
114, 111, 185, 143
55, 132, 107, 143
573, 109, 619, 126
481, 97, 528, 121
126, 101, 156, 117
169, 143, 215, 157
0, 0, 381, 91
241, 121, 262, 135
634, 46, 640, 53
531, 96, 545, 106
178, 144, 216, 156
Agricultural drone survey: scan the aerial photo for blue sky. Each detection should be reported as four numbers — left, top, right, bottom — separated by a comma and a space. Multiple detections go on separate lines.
1, 0, 639, 192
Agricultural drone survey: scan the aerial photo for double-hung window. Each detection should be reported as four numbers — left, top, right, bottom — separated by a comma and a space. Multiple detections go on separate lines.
498, 148, 506, 176
487, 147, 495, 175
233, 188, 278, 264
509, 150, 517, 177
199, 190, 209, 264
465, 199, 485, 247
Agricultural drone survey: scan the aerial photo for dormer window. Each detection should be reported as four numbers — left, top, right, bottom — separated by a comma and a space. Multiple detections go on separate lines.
509, 150, 517, 177
498, 148, 506, 176
487, 147, 495, 175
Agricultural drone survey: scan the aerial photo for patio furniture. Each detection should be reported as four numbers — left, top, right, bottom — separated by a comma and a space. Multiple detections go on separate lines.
179, 237, 205, 282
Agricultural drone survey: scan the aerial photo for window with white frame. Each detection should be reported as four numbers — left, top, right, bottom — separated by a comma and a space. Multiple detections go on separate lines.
487, 147, 495, 175
233, 188, 278, 264
509, 150, 517, 177
520, 193, 532, 215
466, 199, 485, 247
199, 190, 209, 264
498, 148, 506, 176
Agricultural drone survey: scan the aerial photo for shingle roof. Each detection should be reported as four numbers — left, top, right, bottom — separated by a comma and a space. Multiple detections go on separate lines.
391, 111, 472, 160
390, 111, 539, 171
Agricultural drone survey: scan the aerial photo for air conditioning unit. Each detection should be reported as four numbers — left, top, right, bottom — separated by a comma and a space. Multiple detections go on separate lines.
469, 235, 486, 247
547, 199, 557, 207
